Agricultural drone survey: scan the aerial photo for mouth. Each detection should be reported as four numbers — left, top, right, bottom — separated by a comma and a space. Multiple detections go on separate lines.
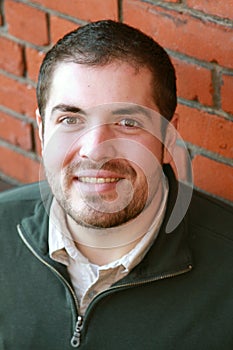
78, 177, 121, 184
70, 164, 135, 197
72, 172, 125, 195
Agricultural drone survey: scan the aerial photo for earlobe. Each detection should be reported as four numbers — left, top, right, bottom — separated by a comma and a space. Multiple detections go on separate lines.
36, 108, 44, 152
162, 114, 178, 164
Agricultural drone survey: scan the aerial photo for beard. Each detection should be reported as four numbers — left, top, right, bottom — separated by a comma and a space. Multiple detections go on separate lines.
45, 159, 150, 229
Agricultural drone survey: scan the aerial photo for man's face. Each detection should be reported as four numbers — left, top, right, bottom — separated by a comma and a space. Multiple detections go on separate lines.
37, 62, 173, 228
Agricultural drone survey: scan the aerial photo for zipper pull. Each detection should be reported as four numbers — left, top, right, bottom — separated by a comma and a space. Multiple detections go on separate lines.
71, 316, 83, 348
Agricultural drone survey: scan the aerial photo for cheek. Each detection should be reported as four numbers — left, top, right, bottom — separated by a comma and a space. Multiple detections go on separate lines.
143, 138, 163, 164
132, 134, 163, 167
133, 137, 163, 194
122, 137, 162, 181
43, 131, 80, 171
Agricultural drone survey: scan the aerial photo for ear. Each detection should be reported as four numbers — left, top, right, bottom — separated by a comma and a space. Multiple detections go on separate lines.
162, 114, 178, 164
36, 108, 44, 151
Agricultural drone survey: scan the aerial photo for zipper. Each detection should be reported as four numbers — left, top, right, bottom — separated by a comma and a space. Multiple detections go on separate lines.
70, 316, 83, 347
113, 264, 193, 289
17, 224, 192, 348
83, 264, 193, 323
79, 264, 193, 344
90, 264, 192, 301
17, 224, 82, 348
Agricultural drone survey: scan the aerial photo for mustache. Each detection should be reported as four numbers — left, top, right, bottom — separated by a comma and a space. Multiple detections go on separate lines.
66, 159, 137, 177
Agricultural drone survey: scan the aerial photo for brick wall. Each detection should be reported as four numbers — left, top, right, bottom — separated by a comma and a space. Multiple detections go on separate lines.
0, 0, 232, 204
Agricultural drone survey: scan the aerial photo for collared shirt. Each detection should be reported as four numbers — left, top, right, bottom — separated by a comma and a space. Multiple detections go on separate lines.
49, 179, 168, 315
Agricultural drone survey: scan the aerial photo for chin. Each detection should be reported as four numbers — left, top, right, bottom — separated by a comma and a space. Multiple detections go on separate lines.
66, 199, 145, 229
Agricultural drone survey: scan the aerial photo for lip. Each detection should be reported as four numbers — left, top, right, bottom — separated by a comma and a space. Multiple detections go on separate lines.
73, 170, 125, 180
78, 177, 120, 184
72, 170, 125, 194
73, 177, 122, 196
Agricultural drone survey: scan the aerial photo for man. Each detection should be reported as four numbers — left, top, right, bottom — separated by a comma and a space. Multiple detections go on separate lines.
0, 20, 232, 350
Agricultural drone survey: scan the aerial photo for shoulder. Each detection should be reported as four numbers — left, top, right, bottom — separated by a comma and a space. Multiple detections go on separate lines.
0, 181, 51, 221
188, 189, 233, 242
0, 182, 41, 202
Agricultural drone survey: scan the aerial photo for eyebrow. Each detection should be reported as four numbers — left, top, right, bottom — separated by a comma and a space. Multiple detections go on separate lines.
51, 104, 87, 115
111, 105, 153, 120
51, 103, 154, 120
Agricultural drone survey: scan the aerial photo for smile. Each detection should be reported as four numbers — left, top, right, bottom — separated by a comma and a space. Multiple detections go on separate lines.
78, 177, 120, 184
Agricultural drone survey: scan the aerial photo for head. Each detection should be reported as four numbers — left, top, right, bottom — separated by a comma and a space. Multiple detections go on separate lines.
36, 20, 178, 230
37, 20, 176, 129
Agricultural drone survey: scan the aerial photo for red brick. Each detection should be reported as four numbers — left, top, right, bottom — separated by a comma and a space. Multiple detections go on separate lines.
0, 145, 40, 183
50, 16, 79, 44
221, 74, 233, 115
25, 47, 45, 82
30, 0, 118, 21
123, 0, 233, 69
0, 37, 24, 76
0, 111, 33, 151
172, 58, 212, 106
187, 0, 233, 20
177, 104, 233, 159
192, 155, 233, 202
0, 74, 36, 118
5, 0, 49, 46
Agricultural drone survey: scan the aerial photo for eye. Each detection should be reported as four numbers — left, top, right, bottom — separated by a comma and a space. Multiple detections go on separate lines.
118, 118, 140, 128
57, 115, 85, 132
60, 116, 79, 125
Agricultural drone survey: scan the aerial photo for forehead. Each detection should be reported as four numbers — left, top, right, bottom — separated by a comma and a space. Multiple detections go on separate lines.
46, 61, 157, 113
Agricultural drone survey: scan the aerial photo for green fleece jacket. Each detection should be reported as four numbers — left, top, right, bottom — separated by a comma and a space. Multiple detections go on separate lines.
0, 167, 233, 350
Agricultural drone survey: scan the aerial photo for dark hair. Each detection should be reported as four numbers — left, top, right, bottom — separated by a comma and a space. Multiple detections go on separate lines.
36, 20, 177, 123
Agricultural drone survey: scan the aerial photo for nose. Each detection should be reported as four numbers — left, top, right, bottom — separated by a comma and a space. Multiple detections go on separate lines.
78, 124, 117, 161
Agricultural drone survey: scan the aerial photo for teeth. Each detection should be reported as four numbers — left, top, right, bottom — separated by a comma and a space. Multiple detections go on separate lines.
79, 177, 120, 184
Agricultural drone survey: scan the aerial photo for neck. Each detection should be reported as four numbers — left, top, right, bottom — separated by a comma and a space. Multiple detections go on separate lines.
74, 237, 143, 266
